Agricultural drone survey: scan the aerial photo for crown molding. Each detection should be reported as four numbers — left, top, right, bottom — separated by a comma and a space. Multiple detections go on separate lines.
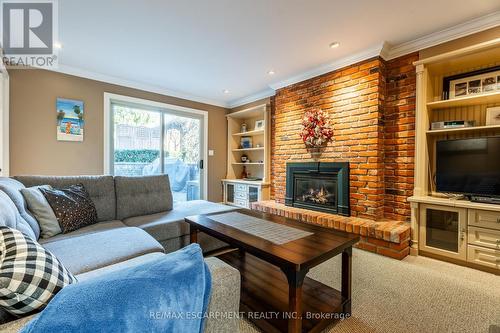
48, 65, 228, 108
227, 88, 275, 108
386, 11, 500, 60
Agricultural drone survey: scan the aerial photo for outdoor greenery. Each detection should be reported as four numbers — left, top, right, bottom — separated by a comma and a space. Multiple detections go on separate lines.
114, 149, 160, 163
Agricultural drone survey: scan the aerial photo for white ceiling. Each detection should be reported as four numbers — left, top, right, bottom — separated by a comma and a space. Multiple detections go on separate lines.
56, 1, 500, 107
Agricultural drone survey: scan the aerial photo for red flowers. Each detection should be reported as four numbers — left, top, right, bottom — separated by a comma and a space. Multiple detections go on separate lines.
299, 109, 333, 147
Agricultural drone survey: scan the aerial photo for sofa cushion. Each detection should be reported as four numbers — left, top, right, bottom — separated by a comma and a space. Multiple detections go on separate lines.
123, 200, 237, 242
40, 220, 126, 244
0, 226, 77, 316
14, 176, 116, 222
0, 190, 37, 240
0, 178, 40, 239
41, 227, 164, 275
21, 185, 61, 239
76, 253, 165, 282
115, 175, 173, 220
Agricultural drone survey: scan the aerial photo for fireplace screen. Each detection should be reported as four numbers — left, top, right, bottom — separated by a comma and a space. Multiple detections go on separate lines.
285, 162, 349, 216
294, 177, 337, 208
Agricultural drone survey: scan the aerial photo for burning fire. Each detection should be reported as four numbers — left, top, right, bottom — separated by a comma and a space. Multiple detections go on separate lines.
301, 187, 333, 204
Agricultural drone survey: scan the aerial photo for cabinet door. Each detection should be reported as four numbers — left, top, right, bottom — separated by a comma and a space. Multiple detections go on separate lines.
225, 183, 235, 204
419, 204, 467, 260
248, 186, 259, 204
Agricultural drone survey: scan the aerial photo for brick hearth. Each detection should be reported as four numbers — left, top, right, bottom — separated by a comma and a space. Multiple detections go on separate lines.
252, 201, 411, 260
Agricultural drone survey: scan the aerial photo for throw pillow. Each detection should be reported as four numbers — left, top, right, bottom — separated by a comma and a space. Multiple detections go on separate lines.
40, 184, 98, 234
0, 226, 77, 315
20, 185, 62, 239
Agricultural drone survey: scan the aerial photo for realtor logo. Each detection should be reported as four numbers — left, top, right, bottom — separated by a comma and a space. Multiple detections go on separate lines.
1, 0, 58, 68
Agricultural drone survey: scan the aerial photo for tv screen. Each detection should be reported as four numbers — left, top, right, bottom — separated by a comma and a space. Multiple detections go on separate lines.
436, 137, 500, 197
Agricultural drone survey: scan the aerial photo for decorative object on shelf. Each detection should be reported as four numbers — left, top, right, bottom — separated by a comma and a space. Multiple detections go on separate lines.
442, 65, 500, 100
241, 154, 249, 163
240, 166, 248, 179
240, 122, 247, 133
486, 106, 500, 126
299, 108, 334, 148
56, 98, 84, 142
254, 120, 265, 130
255, 144, 261, 148
430, 120, 475, 130
240, 136, 253, 149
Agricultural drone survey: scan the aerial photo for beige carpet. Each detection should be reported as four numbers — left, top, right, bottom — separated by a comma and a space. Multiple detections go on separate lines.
238, 249, 500, 333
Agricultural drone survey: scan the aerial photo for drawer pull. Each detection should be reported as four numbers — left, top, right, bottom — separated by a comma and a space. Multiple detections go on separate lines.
497, 217, 500, 223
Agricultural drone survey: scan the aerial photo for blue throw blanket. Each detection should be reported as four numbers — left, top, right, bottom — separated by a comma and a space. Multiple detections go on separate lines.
21, 244, 211, 333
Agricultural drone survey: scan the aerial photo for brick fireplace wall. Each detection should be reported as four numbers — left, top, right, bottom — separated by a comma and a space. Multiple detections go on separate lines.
270, 53, 418, 222
383, 53, 419, 220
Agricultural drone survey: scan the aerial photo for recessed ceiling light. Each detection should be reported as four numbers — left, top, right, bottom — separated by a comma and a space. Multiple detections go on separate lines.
54, 42, 63, 49
329, 42, 340, 49
223, 89, 230, 94
268, 70, 275, 75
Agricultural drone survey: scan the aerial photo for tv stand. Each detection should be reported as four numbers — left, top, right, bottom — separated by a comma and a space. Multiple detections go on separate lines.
408, 195, 500, 273
469, 196, 500, 205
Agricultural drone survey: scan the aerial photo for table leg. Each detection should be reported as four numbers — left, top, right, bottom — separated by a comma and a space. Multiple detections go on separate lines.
190, 226, 198, 244
341, 246, 352, 315
282, 269, 308, 333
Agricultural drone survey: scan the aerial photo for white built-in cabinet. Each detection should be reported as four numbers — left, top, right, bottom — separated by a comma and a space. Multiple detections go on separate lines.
408, 39, 500, 272
222, 104, 270, 208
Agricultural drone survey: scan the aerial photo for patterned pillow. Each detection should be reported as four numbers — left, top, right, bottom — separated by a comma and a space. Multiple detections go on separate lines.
40, 184, 98, 234
0, 226, 77, 315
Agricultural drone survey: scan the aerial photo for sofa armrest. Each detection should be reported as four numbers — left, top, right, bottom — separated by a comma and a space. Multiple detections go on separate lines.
204, 257, 241, 333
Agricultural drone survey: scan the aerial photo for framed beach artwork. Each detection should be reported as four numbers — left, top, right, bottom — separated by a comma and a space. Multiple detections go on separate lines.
56, 98, 84, 141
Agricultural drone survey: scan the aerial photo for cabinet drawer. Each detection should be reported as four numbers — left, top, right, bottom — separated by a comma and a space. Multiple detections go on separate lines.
467, 245, 500, 269
235, 184, 247, 192
235, 191, 248, 199
468, 226, 500, 250
234, 199, 248, 208
468, 209, 500, 231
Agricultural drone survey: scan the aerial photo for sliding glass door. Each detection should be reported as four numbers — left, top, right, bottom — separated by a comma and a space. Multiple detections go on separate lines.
109, 99, 205, 202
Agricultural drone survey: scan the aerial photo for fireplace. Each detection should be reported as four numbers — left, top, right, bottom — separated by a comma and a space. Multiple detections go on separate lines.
285, 162, 349, 216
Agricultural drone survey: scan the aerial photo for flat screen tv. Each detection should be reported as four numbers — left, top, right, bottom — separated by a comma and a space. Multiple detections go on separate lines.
436, 137, 500, 198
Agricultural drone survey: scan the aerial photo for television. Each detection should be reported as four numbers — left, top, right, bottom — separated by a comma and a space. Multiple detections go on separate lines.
436, 137, 500, 198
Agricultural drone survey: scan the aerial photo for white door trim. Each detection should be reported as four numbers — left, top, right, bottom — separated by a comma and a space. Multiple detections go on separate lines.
0, 69, 9, 177
103, 92, 209, 200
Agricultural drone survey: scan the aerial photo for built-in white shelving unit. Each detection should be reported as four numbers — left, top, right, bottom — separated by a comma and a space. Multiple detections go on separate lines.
222, 104, 271, 209
409, 38, 500, 273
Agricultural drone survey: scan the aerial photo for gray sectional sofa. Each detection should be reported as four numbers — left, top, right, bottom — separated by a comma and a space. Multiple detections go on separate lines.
0, 175, 241, 333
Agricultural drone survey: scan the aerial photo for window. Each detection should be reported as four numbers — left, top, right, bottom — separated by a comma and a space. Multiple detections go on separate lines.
104, 93, 208, 201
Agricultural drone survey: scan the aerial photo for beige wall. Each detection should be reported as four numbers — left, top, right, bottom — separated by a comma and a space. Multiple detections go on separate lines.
9, 69, 229, 202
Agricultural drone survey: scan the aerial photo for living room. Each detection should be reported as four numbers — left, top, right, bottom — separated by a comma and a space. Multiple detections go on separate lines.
0, 1, 499, 333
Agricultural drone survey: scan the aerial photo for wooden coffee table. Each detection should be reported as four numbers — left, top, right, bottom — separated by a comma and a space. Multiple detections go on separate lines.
185, 209, 359, 333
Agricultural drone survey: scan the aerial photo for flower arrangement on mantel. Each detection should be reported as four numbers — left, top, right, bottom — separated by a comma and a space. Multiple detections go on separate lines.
299, 108, 334, 148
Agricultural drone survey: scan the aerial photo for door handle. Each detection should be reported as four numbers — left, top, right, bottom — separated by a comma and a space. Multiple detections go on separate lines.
460, 229, 466, 241
199, 160, 204, 170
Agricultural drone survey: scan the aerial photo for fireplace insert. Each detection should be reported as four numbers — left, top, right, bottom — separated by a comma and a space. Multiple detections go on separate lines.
285, 162, 349, 216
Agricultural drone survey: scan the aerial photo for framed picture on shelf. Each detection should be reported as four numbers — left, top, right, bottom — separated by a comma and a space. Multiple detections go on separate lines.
240, 136, 253, 149
443, 65, 500, 100
486, 106, 500, 126
254, 119, 265, 130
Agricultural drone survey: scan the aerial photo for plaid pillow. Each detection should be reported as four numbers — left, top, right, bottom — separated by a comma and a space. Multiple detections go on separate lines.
0, 226, 77, 315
